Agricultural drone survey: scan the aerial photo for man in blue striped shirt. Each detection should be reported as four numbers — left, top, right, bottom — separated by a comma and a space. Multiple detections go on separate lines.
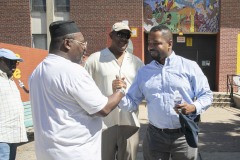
113, 25, 213, 160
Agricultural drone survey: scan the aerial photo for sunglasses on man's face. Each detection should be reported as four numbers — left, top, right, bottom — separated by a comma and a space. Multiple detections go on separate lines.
1, 58, 18, 67
116, 31, 131, 40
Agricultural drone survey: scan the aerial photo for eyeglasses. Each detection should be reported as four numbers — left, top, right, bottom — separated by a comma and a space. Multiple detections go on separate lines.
116, 31, 131, 40
71, 39, 88, 48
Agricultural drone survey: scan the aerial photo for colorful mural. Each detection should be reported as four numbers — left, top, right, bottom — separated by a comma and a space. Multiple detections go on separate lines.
144, 0, 219, 33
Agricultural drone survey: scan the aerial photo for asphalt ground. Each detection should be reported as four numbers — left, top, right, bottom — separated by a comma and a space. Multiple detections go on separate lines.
16, 105, 240, 160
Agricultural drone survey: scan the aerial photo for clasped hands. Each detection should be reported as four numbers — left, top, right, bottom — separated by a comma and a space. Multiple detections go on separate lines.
112, 76, 196, 115
112, 75, 127, 92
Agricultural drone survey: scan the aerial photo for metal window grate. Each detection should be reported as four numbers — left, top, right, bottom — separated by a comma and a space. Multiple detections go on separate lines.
55, 0, 70, 12
31, 0, 46, 12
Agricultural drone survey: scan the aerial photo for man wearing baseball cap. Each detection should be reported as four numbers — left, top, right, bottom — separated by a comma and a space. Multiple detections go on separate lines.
85, 22, 144, 160
0, 48, 28, 160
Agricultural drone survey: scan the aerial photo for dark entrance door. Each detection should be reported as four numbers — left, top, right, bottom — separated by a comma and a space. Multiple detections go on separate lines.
144, 33, 216, 91
173, 34, 216, 91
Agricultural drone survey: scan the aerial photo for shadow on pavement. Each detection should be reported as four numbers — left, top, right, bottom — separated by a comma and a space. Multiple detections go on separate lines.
199, 120, 240, 152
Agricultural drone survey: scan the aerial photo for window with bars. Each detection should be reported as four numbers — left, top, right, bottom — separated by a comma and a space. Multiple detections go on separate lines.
55, 0, 70, 12
32, 34, 47, 50
30, 0, 46, 12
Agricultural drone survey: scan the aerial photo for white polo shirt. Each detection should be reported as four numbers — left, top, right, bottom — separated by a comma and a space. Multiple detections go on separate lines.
85, 48, 144, 129
29, 54, 108, 160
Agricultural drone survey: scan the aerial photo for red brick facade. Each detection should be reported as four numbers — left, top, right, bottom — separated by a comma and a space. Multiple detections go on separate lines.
0, 1, 31, 47
217, 0, 240, 91
0, 1, 240, 92
70, 0, 144, 60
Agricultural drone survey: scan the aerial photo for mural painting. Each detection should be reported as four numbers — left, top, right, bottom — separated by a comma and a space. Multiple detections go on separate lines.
144, 0, 219, 33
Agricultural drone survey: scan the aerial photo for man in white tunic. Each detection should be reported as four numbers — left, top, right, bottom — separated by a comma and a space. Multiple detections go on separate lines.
85, 22, 144, 160
29, 21, 125, 160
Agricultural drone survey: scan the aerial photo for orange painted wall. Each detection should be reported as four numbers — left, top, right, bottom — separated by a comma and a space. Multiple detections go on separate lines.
0, 43, 48, 102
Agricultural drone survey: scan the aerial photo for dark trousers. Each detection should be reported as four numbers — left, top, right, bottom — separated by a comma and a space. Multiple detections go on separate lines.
142, 124, 197, 160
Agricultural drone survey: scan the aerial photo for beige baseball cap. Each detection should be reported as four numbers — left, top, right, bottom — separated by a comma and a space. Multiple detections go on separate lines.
111, 22, 132, 32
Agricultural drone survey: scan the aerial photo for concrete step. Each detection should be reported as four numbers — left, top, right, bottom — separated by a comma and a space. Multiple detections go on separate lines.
213, 92, 231, 99
212, 92, 234, 107
211, 102, 234, 108
213, 97, 231, 102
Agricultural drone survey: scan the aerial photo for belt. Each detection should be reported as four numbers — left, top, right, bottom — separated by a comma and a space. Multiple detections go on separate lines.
149, 124, 182, 134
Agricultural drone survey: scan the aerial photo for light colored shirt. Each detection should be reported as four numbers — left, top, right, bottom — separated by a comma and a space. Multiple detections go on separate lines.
85, 48, 144, 128
29, 54, 108, 160
119, 52, 213, 129
0, 70, 28, 143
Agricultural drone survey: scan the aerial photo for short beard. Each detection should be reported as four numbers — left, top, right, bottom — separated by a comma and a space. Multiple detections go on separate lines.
149, 50, 162, 64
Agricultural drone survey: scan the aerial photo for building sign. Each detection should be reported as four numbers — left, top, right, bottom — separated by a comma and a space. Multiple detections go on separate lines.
144, 0, 219, 33
237, 34, 240, 74
186, 37, 193, 46
177, 36, 185, 43
131, 28, 138, 37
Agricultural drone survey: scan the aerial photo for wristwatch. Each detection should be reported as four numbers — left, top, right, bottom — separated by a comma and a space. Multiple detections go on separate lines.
116, 88, 126, 95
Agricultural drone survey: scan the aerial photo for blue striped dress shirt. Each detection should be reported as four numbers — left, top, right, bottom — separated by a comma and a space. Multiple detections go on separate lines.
118, 52, 213, 129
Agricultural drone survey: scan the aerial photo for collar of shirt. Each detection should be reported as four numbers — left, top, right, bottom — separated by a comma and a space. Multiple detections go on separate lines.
106, 48, 132, 60
154, 51, 176, 67
0, 70, 9, 79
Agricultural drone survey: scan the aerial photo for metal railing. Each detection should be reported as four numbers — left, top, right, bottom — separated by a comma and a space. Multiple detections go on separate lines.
227, 74, 240, 98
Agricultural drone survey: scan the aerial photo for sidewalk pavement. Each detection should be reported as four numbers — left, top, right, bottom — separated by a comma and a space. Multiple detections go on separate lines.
198, 106, 240, 160
16, 104, 240, 160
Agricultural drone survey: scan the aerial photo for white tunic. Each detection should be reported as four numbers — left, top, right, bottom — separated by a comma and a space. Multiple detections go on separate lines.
29, 54, 108, 160
85, 48, 144, 129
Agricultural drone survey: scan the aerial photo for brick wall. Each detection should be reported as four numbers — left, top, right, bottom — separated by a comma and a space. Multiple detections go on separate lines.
0, 1, 31, 47
217, 0, 240, 91
2, 0, 238, 92
69, 0, 144, 60
0, 43, 48, 102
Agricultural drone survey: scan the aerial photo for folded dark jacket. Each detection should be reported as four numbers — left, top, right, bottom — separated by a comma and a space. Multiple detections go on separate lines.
179, 113, 199, 148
